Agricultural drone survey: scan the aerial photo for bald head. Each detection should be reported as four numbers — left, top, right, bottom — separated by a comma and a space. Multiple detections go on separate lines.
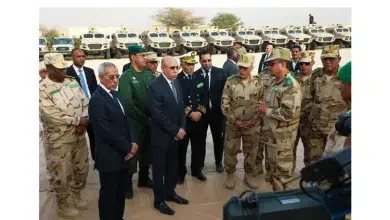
161, 56, 180, 80
227, 48, 239, 63
265, 44, 273, 54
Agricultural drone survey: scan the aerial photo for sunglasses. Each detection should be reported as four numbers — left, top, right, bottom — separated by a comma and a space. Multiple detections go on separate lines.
300, 62, 311, 66
163, 65, 181, 71
201, 59, 212, 62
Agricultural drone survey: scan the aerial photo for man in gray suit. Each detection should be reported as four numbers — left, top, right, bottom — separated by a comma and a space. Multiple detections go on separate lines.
222, 48, 240, 77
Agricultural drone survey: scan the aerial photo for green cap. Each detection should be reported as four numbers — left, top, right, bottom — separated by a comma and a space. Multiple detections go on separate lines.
338, 61, 351, 83
128, 45, 147, 54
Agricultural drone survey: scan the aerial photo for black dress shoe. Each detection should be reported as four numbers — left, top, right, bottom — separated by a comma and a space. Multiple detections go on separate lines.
154, 202, 175, 215
216, 163, 224, 173
177, 176, 185, 185
166, 194, 189, 205
192, 172, 207, 181
138, 177, 153, 189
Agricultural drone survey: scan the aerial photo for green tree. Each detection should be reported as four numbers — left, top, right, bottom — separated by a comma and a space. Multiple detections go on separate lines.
152, 8, 205, 30
211, 13, 244, 30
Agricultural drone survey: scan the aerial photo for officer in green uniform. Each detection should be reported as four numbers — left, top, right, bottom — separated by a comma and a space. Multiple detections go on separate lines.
118, 45, 154, 199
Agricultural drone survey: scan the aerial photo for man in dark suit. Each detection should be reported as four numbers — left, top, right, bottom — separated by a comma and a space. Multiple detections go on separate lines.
288, 45, 302, 74
88, 62, 138, 220
67, 49, 98, 161
258, 44, 273, 73
222, 48, 239, 77
195, 51, 227, 173
177, 52, 208, 184
148, 56, 189, 215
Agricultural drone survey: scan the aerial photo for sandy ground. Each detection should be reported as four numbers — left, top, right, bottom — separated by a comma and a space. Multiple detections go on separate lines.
39, 49, 351, 220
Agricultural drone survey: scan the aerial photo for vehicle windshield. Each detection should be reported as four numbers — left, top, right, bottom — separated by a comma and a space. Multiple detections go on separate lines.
118, 34, 127, 38
83, 34, 93, 38
159, 33, 167, 37
288, 30, 295, 34
238, 31, 246, 35
128, 33, 137, 38
246, 31, 254, 35
182, 33, 190, 37
94, 34, 104, 38
211, 32, 219, 36
39, 39, 46, 45
342, 28, 350, 32
271, 31, 278, 34
318, 29, 325, 33
53, 38, 73, 45
311, 29, 318, 33
219, 32, 227, 36
191, 32, 199, 37
336, 28, 343, 32
264, 31, 271, 35
295, 30, 302, 33
150, 33, 158, 37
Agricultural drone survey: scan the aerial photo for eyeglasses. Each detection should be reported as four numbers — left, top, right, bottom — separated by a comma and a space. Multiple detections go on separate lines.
300, 62, 311, 66
163, 65, 181, 71
107, 74, 120, 80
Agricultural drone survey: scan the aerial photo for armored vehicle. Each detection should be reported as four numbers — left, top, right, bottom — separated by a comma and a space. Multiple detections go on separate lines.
170, 26, 208, 55
200, 26, 235, 55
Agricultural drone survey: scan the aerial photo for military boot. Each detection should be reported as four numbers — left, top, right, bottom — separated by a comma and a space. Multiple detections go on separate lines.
224, 173, 236, 189
57, 199, 79, 218
244, 173, 258, 189
71, 193, 88, 210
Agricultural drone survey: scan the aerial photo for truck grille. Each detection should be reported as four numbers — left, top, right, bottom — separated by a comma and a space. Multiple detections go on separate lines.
39, 48, 42, 52
125, 43, 138, 47
57, 47, 69, 51
191, 42, 203, 47
303, 38, 310, 43
88, 44, 102, 50
159, 42, 171, 48
276, 39, 286, 44
221, 40, 232, 46
249, 40, 260, 45
323, 37, 332, 42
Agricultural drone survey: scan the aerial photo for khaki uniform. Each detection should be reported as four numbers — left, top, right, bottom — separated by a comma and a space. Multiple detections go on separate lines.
307, 68, 348, 164
39, 76, 89, 206
260, 73, 301, 191
237, 47, 247, 58
256, 68, 274, 177
221, 75, 264, 174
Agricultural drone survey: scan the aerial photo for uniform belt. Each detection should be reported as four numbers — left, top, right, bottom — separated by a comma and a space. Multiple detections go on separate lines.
277, 117, 300, 128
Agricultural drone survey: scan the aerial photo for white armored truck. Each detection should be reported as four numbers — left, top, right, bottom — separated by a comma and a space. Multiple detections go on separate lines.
200, 26, 235, 55
110, 27, 144, 58
140, 27, 176, 56
170, 27, 208, 55
280, 25, 313, 49
255, 26, 288, 51
303, 24, 335, 50
325, 24, 351, 48
39, 32, 49, 58
80, 26, 111, 59
51, 31, 74, 58
228, 27, 263, 52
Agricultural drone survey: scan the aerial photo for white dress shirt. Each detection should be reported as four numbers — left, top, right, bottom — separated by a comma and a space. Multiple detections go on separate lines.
202, 68, 212, 108
73, 65, 91, 98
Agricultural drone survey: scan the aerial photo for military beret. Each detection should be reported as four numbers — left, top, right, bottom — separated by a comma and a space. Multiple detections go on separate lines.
338, 61, 351, 84
128, 45, 147, 54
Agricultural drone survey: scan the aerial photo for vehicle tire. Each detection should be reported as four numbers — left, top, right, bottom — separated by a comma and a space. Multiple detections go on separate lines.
255, 45, 261, 53
336, 39, 345, 48
180, 46, 187, 55
209, 44, 217, 55
311, 41, 318, 50
115, 49, 121, 59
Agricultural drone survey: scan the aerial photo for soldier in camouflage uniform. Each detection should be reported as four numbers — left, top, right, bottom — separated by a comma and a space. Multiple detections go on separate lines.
221, 53, 265, 189
39, 53, 90, 218
39, 61, 54, 191
257, 47, 302, 191
254, 68, 274, 180
144, 52, 161, 79
292, 51, 316, 169
118, 45, 155, 199
306, 45, 348, 165
233, 42, 247, 58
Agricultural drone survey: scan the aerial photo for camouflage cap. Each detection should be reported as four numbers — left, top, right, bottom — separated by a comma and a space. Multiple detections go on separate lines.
179, 51, 198, 64
338, 61, 351, 83
144, 52, 158, 62
300, 50, 315, 63
128, 45, 147, 54
264, 47, 290, 63
39, 61, 46, 71
321, 45, 340, 58
237, 53, 255, 68
43, 53, 67, 69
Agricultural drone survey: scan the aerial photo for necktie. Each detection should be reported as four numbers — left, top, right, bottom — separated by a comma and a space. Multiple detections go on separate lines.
78, 69, 90, 98
204, 69, 210, 91
110, 90, 124, 114
170, 81, 178, 103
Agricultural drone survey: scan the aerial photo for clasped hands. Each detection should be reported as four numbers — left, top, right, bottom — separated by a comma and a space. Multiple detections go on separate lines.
189, 111, 202, 122
75, 116, 89, 135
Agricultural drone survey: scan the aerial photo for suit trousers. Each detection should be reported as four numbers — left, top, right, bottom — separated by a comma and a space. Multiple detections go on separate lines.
201, 108, 225, 165
152, 141, 179, 203
98, 168, 128, 220
178, 118, 207, 177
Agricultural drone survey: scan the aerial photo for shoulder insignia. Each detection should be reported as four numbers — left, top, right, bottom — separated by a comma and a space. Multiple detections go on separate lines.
65, 75, 75, 80
227, 75, 236, 80
313, 67, 321, 74
285, 76, 293, 86
68, 83, 79, 89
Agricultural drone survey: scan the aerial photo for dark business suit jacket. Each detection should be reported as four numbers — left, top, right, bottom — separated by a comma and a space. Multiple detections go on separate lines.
66, 65, 98, 96
222, 59, 239, 78
288, 60, 300, 73
122, 63, 130, 73
148, 75, 186, 147
194, 66, 226, 115
258, 53, 271, 73
88, 86, 135, 172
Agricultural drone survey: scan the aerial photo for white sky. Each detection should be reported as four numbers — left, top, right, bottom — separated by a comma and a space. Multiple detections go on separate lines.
40, 7, 351, 32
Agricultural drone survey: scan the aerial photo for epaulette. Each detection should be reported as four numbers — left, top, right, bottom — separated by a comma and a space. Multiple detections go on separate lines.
65, 75, 76, 80
313, 67, 321, 74
284, 75, 293, 86
227, 75, 236, 80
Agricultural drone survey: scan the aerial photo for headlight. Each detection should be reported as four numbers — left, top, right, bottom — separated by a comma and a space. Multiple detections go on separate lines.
186, 41, 191, 44
103, 43, 108, 46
